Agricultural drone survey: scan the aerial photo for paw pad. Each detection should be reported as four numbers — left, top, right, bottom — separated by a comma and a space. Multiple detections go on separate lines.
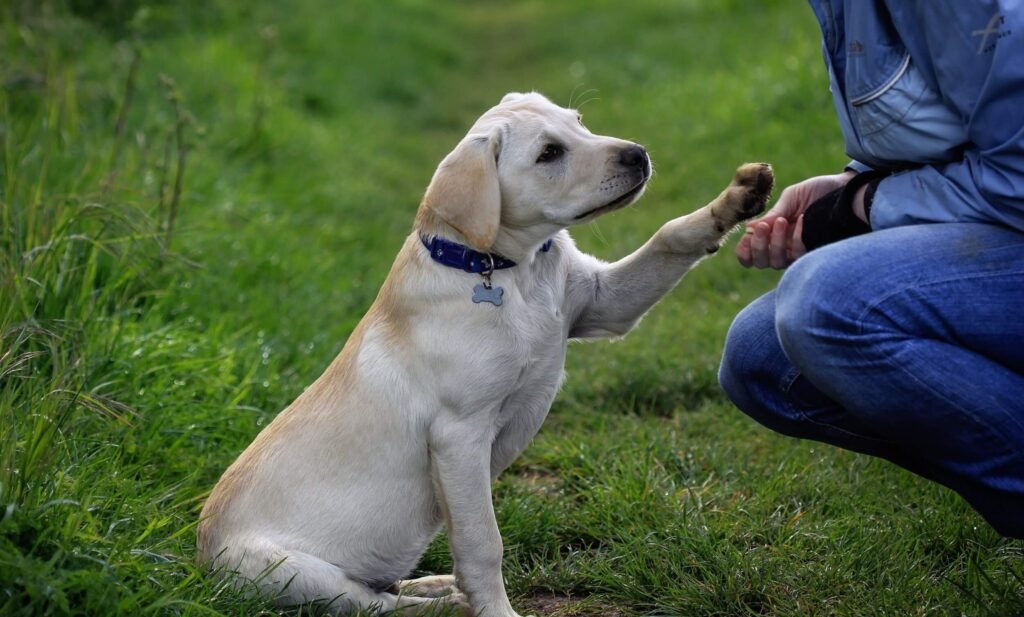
735, 162, 774, 220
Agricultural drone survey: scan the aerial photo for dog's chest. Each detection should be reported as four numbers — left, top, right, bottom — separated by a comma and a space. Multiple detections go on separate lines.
500, 263, 568, 357
424, 253, 569, 418
479, 267, 569, 466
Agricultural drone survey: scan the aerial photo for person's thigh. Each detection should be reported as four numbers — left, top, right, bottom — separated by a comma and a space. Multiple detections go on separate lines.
777, 222, 1024, 373
775, 222, 1024, 427
774, 223, 1024, 536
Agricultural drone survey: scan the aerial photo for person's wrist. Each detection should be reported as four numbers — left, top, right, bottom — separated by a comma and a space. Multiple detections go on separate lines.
851, 177, 884, 224
800, 170, 885, 250
860, 176, 882, 224
852, 183, 869, 223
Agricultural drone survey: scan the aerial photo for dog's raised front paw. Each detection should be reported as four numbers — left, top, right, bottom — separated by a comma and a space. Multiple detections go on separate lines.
713, 162, 774, 229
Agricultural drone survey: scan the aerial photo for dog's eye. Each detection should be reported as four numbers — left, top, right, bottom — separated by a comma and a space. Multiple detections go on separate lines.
536, 144, 565, 163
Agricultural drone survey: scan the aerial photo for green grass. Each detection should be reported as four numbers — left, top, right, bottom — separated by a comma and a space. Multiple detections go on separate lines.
2, 1, 1022, 615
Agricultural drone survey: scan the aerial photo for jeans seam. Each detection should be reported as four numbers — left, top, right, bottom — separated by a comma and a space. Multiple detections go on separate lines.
851, 270, 1024, 456
779, 366, 887, 444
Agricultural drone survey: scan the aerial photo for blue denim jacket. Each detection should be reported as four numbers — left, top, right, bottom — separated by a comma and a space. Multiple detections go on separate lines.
808, 1, 1024, 232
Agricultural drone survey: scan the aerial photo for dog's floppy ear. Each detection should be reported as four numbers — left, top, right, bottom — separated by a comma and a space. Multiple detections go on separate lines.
421, 126, 502, 251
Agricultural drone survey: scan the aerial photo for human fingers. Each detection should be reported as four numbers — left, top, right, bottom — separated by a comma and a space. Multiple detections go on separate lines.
769, 217, 790, 270
736, 230, 754, 268
749, 222, 772, 269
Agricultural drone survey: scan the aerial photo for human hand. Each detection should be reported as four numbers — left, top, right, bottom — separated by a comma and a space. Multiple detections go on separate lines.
736, 171, 855, 269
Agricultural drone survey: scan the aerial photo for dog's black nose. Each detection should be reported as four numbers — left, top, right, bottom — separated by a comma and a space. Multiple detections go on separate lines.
618, 144, 648, 169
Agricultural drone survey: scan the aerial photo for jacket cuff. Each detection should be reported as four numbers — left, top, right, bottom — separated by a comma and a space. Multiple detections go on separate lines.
844, 160, 874, 174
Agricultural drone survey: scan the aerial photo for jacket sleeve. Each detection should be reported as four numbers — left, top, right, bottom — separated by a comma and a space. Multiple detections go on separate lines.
870, 1, 1024, 232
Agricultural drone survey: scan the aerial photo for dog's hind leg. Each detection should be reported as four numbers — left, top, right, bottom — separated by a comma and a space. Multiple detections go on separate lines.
398, 574, 458, 597
218, 538, 469, 615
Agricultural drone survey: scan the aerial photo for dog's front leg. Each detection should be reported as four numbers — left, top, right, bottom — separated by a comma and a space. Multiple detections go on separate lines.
431, 421, 527, 617
568, 163, 773, 339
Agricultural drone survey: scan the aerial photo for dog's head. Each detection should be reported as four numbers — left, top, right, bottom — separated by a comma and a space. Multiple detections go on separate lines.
418, 92, 651, 252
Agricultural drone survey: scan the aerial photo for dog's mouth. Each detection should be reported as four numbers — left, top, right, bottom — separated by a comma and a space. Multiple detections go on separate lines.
573, 174, 650, 221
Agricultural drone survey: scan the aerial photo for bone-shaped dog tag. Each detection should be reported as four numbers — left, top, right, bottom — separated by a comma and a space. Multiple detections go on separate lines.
472, 282, 504, 306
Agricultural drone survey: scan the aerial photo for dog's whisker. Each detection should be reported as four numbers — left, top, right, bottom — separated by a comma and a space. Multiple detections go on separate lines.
568, 83, 585, 108
576, 93, 601, 110
571, 87, 599, 110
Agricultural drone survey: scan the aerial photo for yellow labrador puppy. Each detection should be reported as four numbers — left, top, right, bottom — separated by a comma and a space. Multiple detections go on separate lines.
198, 92, 772, 616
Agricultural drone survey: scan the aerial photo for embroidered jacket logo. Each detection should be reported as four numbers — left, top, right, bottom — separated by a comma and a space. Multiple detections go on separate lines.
972, 13, 1011, 54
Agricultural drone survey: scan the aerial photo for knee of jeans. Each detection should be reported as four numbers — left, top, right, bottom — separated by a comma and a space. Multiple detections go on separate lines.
775, 249, 854, 366
718, 333, 752, 411
718, 294, 780, 414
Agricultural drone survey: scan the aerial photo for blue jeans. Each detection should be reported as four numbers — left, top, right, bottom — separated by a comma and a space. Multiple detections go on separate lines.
719, 223, 1024, 538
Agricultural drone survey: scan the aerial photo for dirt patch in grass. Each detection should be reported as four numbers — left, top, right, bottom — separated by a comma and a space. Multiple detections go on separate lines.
507, 469, 563, 497
520, 593, 625, 617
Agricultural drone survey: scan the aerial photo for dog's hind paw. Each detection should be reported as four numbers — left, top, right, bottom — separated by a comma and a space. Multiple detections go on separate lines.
445, 590, 474, 616
398, 574, 458, 598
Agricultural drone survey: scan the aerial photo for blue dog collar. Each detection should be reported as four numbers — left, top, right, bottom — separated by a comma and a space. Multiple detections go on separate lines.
420, 235, 553, 274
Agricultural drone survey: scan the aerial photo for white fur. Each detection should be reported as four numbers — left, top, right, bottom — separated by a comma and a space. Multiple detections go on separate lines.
198, 92, 771, 617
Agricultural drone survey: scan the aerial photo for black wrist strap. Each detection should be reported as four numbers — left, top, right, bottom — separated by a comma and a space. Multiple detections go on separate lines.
862, 175, 882, 222
801, 170, 890, 251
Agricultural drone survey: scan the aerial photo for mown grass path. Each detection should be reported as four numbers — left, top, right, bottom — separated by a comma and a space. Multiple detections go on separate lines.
2, 1, 1022, 615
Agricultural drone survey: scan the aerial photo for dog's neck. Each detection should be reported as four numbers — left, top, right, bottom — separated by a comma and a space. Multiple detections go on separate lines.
414, 206, 560, 264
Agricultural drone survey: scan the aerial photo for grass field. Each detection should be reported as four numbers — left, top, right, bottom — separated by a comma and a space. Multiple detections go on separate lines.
2, 1, 1023, 615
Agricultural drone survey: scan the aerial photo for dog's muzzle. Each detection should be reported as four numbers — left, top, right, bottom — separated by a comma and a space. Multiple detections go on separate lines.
573, 145, 651, 221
